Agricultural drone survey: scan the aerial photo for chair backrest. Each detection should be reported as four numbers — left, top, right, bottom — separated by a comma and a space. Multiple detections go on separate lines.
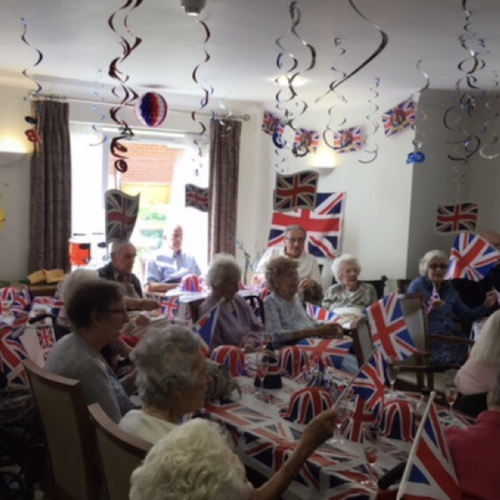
241, 294, 266, 325
350, 316, 375, 368
88, 403, 151, 500
22, 358, 100, 500
188, 298, 205, 323
396, 279, 414, 294
398, 293, 428, 353
360, 276, 388, 300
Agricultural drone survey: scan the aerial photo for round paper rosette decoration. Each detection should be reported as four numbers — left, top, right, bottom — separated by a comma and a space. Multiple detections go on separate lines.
381, 399, 415, 442
211, 345, 246, 377
181, 274, 202, 292
278, 346, 309, 377
135, 92, 168, 128
281, 387, 333, 424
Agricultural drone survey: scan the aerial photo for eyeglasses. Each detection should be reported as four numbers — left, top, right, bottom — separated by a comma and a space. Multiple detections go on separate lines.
285, 237, 305, 244
102, 308, 128, 314
428, 263, 448, 270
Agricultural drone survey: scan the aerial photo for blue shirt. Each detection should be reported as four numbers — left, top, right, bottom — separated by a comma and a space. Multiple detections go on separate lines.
407, 276, 488, 334
146, 247, 201, 284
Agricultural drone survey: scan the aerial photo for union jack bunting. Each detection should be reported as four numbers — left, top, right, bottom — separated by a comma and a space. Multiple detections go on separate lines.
343, 395, 374, 443
185, 184, 209, 213
297, 338, 353, 370
161, 295, 179, 319
435, 202, 478, 234
268, 192, 346, 258
261, 110, 281, 136
445, 233, 500, 281
192, 301, 221, 355
352, 350, 385, 420
426, 284, 441, 314
382, 98, 417, 137
0, 287, 19, 310
273, 171, 319, 212
333, 126, 364, 153
0, 327, 28, 385
305, 302, 339, 324
105, 189, 141, 244
36, 326, 56, 361
366, 291, 416, 361
399, 401, 463, 500
293, 128, 321, 154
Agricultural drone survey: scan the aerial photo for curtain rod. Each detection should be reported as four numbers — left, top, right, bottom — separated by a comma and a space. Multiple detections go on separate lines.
30, 93, 251, 122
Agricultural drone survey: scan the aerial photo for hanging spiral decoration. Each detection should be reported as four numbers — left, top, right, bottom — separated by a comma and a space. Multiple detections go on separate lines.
359, 78, 380, 164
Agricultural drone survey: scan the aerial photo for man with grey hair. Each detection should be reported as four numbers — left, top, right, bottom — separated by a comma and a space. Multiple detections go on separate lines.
445, 369, 500, 499
255, 225, 322, 299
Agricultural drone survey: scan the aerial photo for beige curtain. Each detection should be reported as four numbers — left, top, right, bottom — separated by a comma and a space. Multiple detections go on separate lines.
28, 100, 72, 273
208, 119, 242, 260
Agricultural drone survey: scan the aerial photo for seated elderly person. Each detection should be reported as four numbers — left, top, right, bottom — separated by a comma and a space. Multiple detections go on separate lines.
322, 254, 378, 325
408, 249, 496, 366
445, 370, 500, 500
119, 326, 209, 443
198, 254, 264, 351
45, 281, 136, 423
130, 412, 337, 500
264, 257, 343, 347
455, 309, 500, 397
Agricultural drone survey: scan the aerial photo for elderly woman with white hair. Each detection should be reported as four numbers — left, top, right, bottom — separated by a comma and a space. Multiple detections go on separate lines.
198, 254, 264, 351
119, 325, 209, 443
130, 412, 337, 500
408, 249, 495, 366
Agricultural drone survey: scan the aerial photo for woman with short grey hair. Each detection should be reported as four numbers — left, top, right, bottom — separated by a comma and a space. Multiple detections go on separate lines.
119, 325, 210, 443
199, 254, 263, 351
322, 254, 378, 313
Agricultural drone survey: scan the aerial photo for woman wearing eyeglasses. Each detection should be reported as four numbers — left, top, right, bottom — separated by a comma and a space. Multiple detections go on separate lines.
45, 281, 136, 423
407, 249, 496, 366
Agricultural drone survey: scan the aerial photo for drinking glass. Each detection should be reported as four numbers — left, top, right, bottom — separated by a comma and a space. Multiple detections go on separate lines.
362, 426, 381, 487
445, 381, 458, 420
255, 351, 269, 393
386, 357, 400, 399
328, 390, 349, 447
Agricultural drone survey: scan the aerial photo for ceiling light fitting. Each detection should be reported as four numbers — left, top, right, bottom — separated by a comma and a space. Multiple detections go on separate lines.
181, 0, 206, 16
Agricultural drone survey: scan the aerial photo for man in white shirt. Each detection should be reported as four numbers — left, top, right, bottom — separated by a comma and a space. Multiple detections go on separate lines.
255, 225, 322, 299
146, 224, 201, 293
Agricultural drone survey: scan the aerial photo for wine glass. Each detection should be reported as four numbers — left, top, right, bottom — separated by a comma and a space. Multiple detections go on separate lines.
386, 357, 400, 399
362, 426, 381, 487
328, 390, 349, 448
445, 381, 458, 421
255, 351, 269, 394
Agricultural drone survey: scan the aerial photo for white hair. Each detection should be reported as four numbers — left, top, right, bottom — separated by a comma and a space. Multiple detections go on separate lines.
418, 249, 448, 276
129, 418, 253, 500
206, 254, 241, 288
470, 310, 500, 367
331, 254, 361, 283
131, 326, 202, 407
60, 268, 100, 306
110, 240, 134, 255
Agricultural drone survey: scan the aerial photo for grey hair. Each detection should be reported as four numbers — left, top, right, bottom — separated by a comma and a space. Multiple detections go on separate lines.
131, 326, 202, 407
284, 225, 306, 237
60, 269, 100, 306
206, 254, 241, 288
331, 254, 361, 283
470, 310, 500, 367
130, 418, 252, 500
418, 249, 448, 276
110, 240, 134, 255
491, 370, 500, 407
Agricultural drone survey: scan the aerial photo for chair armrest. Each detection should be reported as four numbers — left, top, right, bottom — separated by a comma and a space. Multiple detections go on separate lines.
429, 334, 475, 346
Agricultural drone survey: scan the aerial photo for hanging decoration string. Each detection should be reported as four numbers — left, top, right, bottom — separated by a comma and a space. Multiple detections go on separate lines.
21, 17, 43, 99
90, 69, 108, 147
359, 77, 380, 164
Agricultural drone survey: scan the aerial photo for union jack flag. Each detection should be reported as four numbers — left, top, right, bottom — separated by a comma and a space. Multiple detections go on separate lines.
206, 401, 271, 428
366, 291, 416, 361
343, 395, 374, 443
382, 98, 417, 137
161, 295, 179, 319
445, 233, 500, 281
268, 192, 346, 258
10, 310, 30, 338
192, 300, 221, 354
435, 203, 478, 234
352, 350, 385, 420
185, 184, 209, 213
293, 128, 321, 154
0, 326, 28, 385
0, 287, 19, 310
51, 290, 65, 318
105, 189, 140, 244
297, 338, 353, 369
333, 126, 364, 153
426, 284, 441, 314
399, 401, 462, 500
36, 326, 56, 361
273, 171, 319, 212
11, 287, 33, 313
305, 302, 339, 324
261, 110, 281, 136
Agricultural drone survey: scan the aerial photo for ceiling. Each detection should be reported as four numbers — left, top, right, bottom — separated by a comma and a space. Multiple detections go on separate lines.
0, 0, 499, 114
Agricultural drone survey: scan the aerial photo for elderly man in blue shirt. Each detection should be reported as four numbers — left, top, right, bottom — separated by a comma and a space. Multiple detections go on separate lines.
146, 225, 201, 293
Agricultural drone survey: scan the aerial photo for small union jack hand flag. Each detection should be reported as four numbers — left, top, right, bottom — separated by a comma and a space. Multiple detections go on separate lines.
105, 189, 140, 244
333, 126, 364, 153
273, 170, 319, 212
305, 302, 339, 324
426, 284, 441, 314
161, 295, 179, 319
435, 202, 478, 234
192, 300, 222, 355
366, 291, 416, 361
445, 232, 500, 282
185, 184, 209, 213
